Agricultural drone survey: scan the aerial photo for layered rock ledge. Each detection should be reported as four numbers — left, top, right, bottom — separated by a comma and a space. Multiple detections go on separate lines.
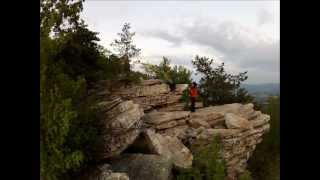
87, 80, 270, 180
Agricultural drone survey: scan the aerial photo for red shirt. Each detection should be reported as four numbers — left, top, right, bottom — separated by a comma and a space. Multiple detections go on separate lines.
190, 87, 198, 97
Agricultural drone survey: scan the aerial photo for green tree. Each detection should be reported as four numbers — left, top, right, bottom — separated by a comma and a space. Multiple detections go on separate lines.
40, 0, 84, 36
40, 1, 107, 179
142, 57, 192, 87
192, 55, 254, 106
111, 23, 141, 86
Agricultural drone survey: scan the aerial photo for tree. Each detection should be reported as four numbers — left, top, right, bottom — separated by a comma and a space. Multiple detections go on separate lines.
110, 23, 141, 86
111, 22, 141, 59
40, 0, 84, 36
40, 1, 104, 179
192, 55, 254, 106
142, 57, 192, 88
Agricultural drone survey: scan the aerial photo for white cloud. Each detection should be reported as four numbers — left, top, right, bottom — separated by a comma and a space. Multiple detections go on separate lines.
257, 8, 273, 26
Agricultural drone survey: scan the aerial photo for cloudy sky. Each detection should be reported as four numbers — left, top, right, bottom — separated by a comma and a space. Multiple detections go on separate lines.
81, 1, 280, 84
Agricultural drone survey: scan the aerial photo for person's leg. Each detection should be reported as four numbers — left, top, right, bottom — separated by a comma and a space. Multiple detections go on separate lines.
191, 97, 195, 112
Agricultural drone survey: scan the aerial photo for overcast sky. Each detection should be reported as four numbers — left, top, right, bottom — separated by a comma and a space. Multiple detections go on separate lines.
81, 1, 280, 84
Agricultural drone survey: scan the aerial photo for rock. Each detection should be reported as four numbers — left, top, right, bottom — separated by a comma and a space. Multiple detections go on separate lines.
110, 154, 173, 180
156, 121, 178, 130
103, 100, 135, 120
145, 111, 190, 125
174, 84, 188, 94
199, 129, 242, 140
113, 80, 186, 111
251, 114, 270, 127
225, 113, 253, 130
94, 100, 145, 160
141, 79, 163, 86
143, 130, 193, 169
159, 125, 189, 140
78, 164, 129, 180
190, 110, 224, 123
92, 81, 272, 180
188, 118, 211, 128
96, 97, 122, 113
107, 103, 144, 129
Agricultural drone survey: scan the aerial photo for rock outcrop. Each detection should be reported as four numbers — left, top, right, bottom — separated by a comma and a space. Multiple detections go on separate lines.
87, 80, 270, 180
94, 98, 145, 160
78, 164, 129, 180
110, 154, 173, 180
143, 129, 193, 170
111, 79, 188, 112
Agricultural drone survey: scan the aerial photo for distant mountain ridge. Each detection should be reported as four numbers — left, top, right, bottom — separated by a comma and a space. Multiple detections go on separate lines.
241, 83, 280, 95
241, 83, 279, 103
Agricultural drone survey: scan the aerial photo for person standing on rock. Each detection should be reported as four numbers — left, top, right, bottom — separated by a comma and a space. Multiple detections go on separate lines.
189, 82, 199, 112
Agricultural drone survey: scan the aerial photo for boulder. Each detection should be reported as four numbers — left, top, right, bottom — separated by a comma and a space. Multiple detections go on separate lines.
78, 164, 129, 180
190, 110, 224, 123
94, 100, 145, 160
156, 121, 178, 130
145, 111, 190, 125
187, 118, 211, 128
159, 125, 189, 140
141, 79, 163, 86
225, 113, 253, 130
143, 130, 193, 169
110, 154, 173, 180
251, 114, 270, 127
107, 103, 144, 129
174, 84, 188, 94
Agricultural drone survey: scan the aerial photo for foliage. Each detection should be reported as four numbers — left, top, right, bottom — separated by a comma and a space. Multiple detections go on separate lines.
142, 57, 192, 85
110, 22, 141, 59
40, 3, 144, 179
192, 55, 254, 106
40, 1, 113, 179
238, 170, 253, 180
247, 96, 280, 180
110, 22, 142, 86
40, 0, 84, 36
176, 136, 226, 180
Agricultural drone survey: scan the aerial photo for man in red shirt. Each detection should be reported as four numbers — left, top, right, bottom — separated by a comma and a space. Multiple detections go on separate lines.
189, 82, 198, 112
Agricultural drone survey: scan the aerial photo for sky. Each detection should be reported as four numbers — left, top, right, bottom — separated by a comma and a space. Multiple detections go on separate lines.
80, 1, 280, 84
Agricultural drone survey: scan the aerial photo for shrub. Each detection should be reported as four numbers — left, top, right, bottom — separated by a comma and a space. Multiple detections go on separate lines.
142, 57, 192, 86
239, 170, 253, 180
176, 136, 226, 180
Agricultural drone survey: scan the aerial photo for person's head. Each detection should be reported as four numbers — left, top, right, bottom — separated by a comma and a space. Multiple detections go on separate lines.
192, 82, 197, 88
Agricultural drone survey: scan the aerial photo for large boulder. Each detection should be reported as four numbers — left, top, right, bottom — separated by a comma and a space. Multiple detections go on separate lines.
110, 154, 173, 180
94, 99, 144, 160
143, 129, 193, 170
78, 164, 129, 180
225, 113, 253, 130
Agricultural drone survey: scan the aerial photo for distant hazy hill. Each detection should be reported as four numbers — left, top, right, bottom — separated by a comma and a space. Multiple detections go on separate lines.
241, 83, 280, 95
241, 83, 280, 103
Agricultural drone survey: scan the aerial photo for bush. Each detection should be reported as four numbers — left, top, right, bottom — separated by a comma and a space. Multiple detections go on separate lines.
142, 57, 192, 86
176, 136, 226, 180
239, 170, 253, 180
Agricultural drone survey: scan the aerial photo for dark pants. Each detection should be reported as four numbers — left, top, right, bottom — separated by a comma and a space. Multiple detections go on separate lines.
190, 97, 196, 112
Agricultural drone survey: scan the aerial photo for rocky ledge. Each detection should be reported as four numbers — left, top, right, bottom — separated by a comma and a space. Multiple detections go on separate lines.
85, 80, 270, 180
